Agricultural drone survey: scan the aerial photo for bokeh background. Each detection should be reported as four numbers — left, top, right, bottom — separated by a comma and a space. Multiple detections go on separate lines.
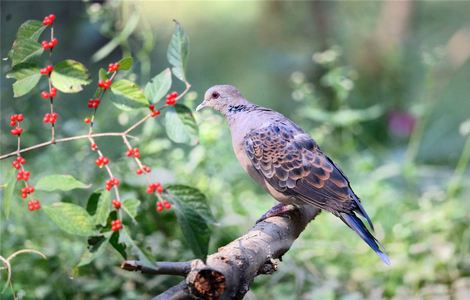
1, 1, 470, 299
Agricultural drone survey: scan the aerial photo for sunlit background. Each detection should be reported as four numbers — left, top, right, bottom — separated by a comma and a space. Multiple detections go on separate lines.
1, 1, 470, 299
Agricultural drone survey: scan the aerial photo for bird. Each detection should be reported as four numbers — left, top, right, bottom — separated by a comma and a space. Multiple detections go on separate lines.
196, 84, 390, 265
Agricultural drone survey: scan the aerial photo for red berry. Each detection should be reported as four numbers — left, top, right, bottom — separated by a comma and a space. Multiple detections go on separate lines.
12, 161, 21, 169
10, 120, 16, 127
156, 202, 164, 213
84, 117, 91, 124
42, 14, 55, 26
111, 219, 122, 231
151, 110, 161, 117
142, 166, 151, 173
90, 143, 97, 151
136, 168, 143, 175
50, 87, 57, 97
112, 199, 121, 209
16, 114, 24, 122
43, 113, 51, 123
107, 63, 120, 73
28, 200, 41, 211
41, 91, 50, 99
11, 126, 23, 136
41, 41, 50, 49
149, 104, 155, 111
16, 156, 26, 164
98, 79, 112, 90
126, 149, 133, 157
50, 38, 58, 47
95, 156, 110, 167
162, 200, 171, 209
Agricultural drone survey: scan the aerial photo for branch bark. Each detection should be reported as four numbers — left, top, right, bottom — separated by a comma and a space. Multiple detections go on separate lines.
122, 205, 321, 300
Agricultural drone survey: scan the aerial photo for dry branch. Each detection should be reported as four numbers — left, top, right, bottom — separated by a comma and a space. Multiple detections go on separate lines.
122, 205, 321, 300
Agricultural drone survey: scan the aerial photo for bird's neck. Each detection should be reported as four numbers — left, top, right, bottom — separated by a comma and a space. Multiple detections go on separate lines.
222, 98, 256, 119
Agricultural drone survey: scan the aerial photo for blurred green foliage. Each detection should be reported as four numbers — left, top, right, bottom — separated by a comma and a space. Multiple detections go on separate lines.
1, 1, 470, 299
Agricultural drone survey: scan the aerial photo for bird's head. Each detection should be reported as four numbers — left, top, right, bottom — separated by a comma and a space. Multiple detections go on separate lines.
196, 85, 246, 115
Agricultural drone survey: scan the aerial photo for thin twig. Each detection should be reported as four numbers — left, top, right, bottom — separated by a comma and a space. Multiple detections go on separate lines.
121, 260, 192, 276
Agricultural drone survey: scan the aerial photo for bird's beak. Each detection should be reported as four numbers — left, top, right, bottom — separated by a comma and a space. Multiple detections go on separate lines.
196, 101, 207, 112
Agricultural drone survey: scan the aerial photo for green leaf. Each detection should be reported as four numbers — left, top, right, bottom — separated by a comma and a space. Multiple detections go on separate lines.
122, 199, 140, 221
6, 63, 41, 97
2, 169, 17, 219
109, 79, 149, 110
43, 202, 96, 236
164, 104, 199, 145
118, 57, 133, 71
77, 234, 110, 267
109, 230, 127, 259
167, 20, 189, 82
9, 38, 43, 67
50, 59, 91, 93
164, 185, 214, 257
16, 20, 46, 41
119, 228, 153, 265
94, 191, 111, 227
86, 192, 101, 216
99, 68, 108, 81
36, 174, 90, 192
144, 68, 172, 104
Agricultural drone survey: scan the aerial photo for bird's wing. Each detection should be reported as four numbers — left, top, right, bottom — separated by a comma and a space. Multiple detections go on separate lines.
243, 121, 373, 227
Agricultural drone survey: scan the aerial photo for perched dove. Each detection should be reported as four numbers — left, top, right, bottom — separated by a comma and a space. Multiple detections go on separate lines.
196, 84, 390, 265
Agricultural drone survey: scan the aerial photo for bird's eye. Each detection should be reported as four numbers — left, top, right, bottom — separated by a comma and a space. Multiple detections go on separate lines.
212, 92, 220, 99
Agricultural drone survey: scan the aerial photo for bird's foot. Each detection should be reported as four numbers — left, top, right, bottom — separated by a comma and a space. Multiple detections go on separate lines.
256, 203, 297, 223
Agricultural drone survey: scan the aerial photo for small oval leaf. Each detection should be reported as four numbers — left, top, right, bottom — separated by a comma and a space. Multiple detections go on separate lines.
164, 185, 214, 257
167, 21, 189, 82
94, 191, 111, 227
36, 174, 89, 192
50, 59, 91, 93
122, 199, 140, 220
6, 63, 41, 97
9, 38, 43, 67
118, 57, 133, 71
164, 104, 199, 145
16, 20, 46, 41
144, 68, 172, 104
109, 79, 149, 110
43, 202, 96, 236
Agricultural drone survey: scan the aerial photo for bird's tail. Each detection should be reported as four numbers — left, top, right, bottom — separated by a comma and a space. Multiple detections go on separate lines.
339, 212, 391, 265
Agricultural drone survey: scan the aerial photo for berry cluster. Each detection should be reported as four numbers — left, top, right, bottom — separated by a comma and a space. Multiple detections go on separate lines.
9, 114, 24, 136
21, 186, 35, 199
111, 219, 123, 231
146, 182, 164, 194
156, 200, 172, 213
149, 104, 161, 117
12, 156, 26, 169
95, 156, 110, 168
126, 148, 140, 158
105, 177, 120, 191
87, 99, 100, 109
28, 200, 41, 211
107, 63, 120, 73
40, 65, 54, 76
98, 79, 112, 90
17, 170, 31, 181
40, 87, 57, 99
165, 91, 178, 105
43, 113, 58, 124
41, 38, 58, 50
112, 199, 121, 209
42, 14, 55, 26
136, 165, 151, 175
11, 153, 39, 211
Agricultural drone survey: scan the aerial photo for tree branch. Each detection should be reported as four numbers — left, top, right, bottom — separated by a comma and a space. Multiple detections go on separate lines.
122, 205, 321, 300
